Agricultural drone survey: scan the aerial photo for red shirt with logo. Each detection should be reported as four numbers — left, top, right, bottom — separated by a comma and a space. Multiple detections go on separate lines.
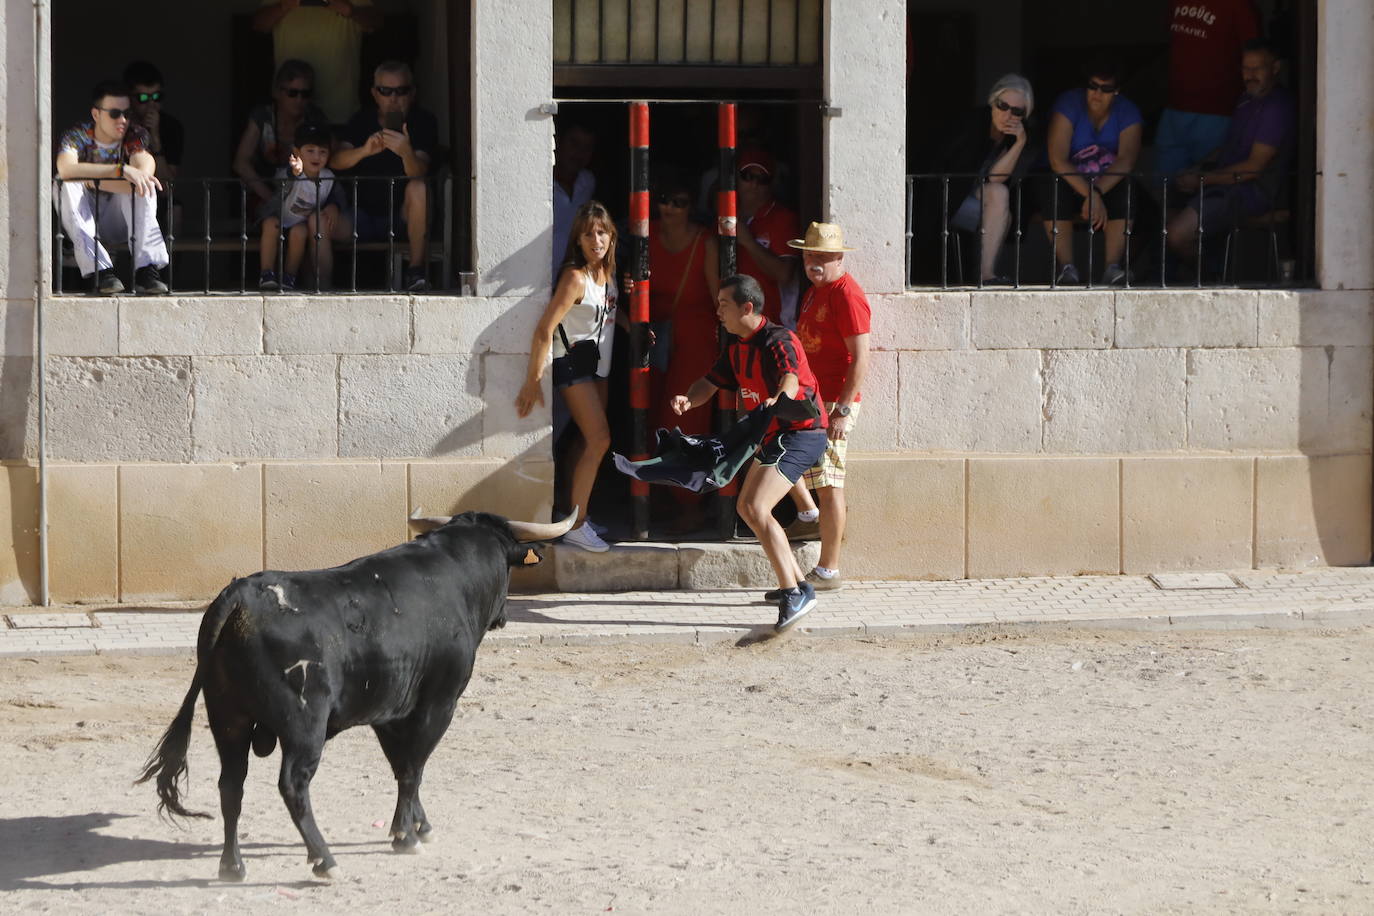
1167, 0, 1261, 116
707, 319, 827, 442
796, 272, 871, 404
736, 200, 800, 324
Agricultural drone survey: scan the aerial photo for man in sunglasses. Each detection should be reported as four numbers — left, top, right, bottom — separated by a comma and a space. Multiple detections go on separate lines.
333, 60, 437, 292
55, 80, 169, 295
123, 60, 183, 233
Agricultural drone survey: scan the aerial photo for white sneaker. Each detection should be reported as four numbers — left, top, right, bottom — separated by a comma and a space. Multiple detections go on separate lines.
562, 521, 610, 553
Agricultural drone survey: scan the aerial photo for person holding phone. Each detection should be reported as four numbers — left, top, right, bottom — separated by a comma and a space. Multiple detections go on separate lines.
331, 60, 437, 292
253, 0, 382, 126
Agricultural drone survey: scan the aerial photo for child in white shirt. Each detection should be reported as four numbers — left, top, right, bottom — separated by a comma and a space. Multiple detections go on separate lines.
259, 123, 346, 291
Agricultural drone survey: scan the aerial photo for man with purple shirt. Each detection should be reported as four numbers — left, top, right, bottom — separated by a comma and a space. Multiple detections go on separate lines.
1167, 38, 1295, 260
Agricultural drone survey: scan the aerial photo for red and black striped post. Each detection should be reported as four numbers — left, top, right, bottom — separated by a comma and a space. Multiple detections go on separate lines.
628, 102, 652, 540
715, 102, 739, 540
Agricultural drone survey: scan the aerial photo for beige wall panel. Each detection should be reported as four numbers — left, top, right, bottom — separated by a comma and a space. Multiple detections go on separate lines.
44, 299, 117, 356
0, 357, 36, 461
0, 466, 39, 604
972, 291, 1112, 350
840, 456, 965, 580
121, 297, 263, 356
1186, 348, 1325, 451
120, 464, 263, 601
1255, 454, 1372, 568
45, 357, 193, 462
968, 458, 1119, 578
265, 462, 408, 572
1121, 458, 1253, 573
47, 465, 118, 603
1044, 349, 1187, 452
848, 350, 898, 451
1258, 290, 1374, 348
899, 349, 1042, 452
409, 458, 555, 526
870, 293, 969, 351
1115, 290, 1258, 349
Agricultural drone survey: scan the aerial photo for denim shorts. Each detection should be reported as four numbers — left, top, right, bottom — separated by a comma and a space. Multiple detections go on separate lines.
757, 428, 829, 484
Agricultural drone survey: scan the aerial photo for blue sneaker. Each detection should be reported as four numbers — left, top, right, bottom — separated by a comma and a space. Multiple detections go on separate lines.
775, 582, 817, 632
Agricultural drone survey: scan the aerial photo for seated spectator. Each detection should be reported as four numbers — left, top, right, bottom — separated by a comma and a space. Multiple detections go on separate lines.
940, 73, 1036, 284
1166, 39, 1295, 267
123, 60, 184, 233
55, 80, 169, 295
258, 123, 348, 291
1042, 58, 1144, 286
331, 60, 438, 292
233, 59, 328, 214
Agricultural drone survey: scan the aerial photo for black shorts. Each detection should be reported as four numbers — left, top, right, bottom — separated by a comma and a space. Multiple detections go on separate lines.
757, 428, 828, 484
1041, 174, 1144, 223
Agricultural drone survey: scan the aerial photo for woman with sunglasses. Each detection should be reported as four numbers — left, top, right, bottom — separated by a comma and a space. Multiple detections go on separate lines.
233, 58, 329, 212
1042, 58, 1144, 286
940, 73, 1036, 284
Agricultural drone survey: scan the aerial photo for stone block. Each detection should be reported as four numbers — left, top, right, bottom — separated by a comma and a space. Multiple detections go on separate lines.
898, 350, 1041, 452
0, 358, 36, 460
121, 296, 263, 356
678, 541, 820, 590
1115, 290, 1258, 348
555, 542, 679, 591
967, 457, 1119, 577
848, 351, 899, 451
869, 292, 969, 350
839, 456, 964, 579
482, 353, 552, 458
1044, 349, 1187, 452
1185, 348, 1323, 451
1259, 289, 1374, 347
43, 298, 117, 356
47, 465, 118, 603
408, 458, 555, 525
0, 466, 39, 604
264, 462, 408, 571
972, 290, 1112, 349
264, 296, 409, 354
45, 357, 193, 461
339, 355, 484, 458
120, 464, 263, 601
1, 300, 35, 356
1121, 457, 1253, 573
1327, 347, 1374, 452
1256, 454, 1371, 568
193, 356, 337, 460
413, 295, 547, 354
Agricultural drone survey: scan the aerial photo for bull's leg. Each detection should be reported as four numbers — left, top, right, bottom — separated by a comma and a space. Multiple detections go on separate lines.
277, 730, 339, 879
373, 700, 456, 851
211, 725, 252, 881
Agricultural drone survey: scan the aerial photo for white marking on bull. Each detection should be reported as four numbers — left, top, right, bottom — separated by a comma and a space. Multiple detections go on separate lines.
283, 659, 314, 708
267, 584, 295, 613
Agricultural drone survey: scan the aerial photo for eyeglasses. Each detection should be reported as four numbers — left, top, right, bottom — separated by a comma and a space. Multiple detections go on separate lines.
281, 87, 313, 99
374, 85, 413, 97
993, 98, 1027, 118
135, 91, 163, 103
738, 169, 769, 184
98, 107, 131, 120
658, 194, 691, 208
1086, 80, 1119, 94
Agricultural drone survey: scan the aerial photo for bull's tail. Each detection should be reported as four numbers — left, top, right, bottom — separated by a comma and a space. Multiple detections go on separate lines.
135, 585, 243, 821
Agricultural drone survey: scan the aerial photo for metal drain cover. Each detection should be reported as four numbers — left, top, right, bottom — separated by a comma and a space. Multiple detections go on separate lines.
1148, 572, 1242, 590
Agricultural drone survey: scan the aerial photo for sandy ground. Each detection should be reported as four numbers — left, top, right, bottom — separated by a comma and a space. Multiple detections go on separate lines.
1, 625, 1372, 914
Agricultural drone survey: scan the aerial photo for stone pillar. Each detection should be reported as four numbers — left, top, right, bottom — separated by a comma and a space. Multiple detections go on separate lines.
822, 0, 906, 294
471, 0, 553, 298
1316, 0, 1374, 290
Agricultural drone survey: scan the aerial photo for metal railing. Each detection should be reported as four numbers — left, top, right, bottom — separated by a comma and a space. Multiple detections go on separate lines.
904, 169, 1310, 290
53, 174, 458, 295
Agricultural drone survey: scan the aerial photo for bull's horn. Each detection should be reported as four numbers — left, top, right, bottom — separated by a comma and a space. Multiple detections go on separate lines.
507, 507, 579, 542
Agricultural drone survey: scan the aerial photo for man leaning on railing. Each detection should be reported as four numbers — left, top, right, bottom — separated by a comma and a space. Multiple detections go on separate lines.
55, 79, 170, 296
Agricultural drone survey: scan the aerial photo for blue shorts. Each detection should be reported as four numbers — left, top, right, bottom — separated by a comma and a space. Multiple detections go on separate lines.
757, 428, 828, 484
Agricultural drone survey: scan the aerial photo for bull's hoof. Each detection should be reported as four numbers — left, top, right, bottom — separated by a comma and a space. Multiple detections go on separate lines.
218, 861, 246, 882
415, 822, 435, 844
312, 860, 342, 881
391, 834, 424, 854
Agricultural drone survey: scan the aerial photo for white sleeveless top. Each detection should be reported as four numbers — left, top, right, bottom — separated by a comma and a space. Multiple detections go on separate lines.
554, 269, 617, 377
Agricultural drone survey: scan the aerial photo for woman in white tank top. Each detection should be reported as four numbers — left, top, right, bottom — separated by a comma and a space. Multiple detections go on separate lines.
516, 201, 621, 552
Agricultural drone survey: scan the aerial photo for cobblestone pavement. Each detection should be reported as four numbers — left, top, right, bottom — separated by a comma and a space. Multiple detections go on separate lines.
4, 567, 1373, 657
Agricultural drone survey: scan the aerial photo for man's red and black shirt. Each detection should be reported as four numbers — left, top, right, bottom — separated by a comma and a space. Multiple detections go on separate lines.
706, 319, 828, 441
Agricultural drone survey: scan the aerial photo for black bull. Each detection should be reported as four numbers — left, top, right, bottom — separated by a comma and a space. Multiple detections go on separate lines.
137, 509, 574, 881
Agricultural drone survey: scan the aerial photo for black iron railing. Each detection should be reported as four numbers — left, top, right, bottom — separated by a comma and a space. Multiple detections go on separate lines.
904, 169, 1310, 290
53, 174, 458, 295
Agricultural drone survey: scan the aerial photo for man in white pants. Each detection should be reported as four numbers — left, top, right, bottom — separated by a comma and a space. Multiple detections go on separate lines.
55, 80, 169, 295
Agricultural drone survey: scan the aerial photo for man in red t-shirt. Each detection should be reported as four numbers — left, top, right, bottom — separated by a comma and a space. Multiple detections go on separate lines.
784, 223, 871, 592
1157, 0, 1261, 177
735, 148, 801, 326
672, 274, 829, 632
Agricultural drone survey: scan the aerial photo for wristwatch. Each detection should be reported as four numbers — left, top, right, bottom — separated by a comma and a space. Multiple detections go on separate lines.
832, 404, 851, 417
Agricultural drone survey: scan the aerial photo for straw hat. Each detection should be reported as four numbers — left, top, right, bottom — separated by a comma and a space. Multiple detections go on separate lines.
787, 221, 854, 252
